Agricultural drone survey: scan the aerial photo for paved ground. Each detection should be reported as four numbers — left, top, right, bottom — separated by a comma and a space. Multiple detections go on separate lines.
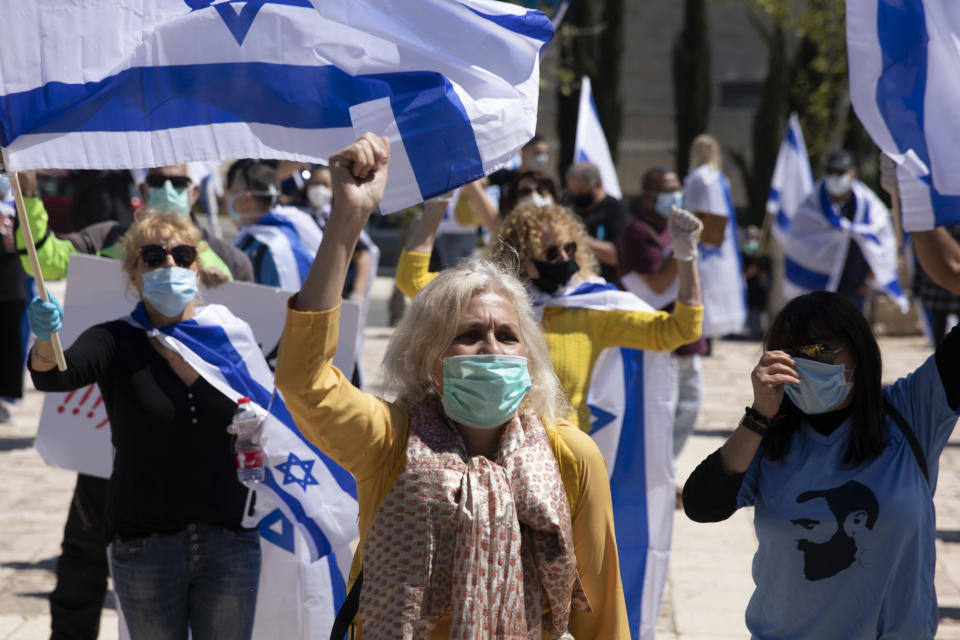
3, 277, 960, 638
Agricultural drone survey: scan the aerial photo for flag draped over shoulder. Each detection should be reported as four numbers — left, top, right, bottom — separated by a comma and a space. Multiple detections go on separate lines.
0, 0, 551, 212
784, 181, 908, 311
124, 302, 359, 565
767, 113, 814, 243
234, 206, 324, 291
573, 76, 621, 199
846, 0, 960, 230
537, 279, 675, 640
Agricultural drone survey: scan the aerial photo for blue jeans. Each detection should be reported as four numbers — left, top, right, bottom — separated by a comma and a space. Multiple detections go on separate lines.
110, 524, 260, 640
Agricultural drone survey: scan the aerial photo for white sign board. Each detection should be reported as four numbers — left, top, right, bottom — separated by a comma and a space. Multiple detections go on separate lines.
34, 254, 360, 478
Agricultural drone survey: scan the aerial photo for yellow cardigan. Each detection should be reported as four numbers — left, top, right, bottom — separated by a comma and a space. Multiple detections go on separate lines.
275, 303, 630, 639
396, 250, 704, 431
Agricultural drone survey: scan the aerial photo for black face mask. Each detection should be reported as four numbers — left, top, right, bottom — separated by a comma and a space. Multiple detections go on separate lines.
570, 192, 594, 210
532, 257, 579, 294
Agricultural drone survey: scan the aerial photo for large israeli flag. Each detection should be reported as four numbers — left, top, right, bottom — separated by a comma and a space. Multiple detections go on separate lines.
573, 77, 622, 199
540, 280, 674, 640
766, 113, 814, 243
0, 0, 551, 213
846, 0, 960, 230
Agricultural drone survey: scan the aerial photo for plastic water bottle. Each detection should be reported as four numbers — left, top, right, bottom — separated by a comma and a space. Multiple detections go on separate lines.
232, 397, 264, 488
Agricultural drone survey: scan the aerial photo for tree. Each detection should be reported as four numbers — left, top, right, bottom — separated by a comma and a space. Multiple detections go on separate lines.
553, 2, 598, 177
593, 0, 626, 161
673, 0, 712, 177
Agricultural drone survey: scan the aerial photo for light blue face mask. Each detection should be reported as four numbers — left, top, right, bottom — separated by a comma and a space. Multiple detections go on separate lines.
784, 358, 853, 415
142, 266, 198, 317
441, 355, 532, 429
146, 181, 190, 215
0, 174, 11, 199
655, 190, 683, 218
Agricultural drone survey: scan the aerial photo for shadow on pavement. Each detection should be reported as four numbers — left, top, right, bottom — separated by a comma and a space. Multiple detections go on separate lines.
942, 607, 960, 621
0, 437, 34, 452
2, 556, 57, 573
937, 530, 960, 543
692, 428, 735, 438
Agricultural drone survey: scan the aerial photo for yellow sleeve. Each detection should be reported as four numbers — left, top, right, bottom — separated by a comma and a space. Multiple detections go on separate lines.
395, 249, 437, 299
593, 300, 703, 352
557, 422, 631, 639
275, 300, 407, 482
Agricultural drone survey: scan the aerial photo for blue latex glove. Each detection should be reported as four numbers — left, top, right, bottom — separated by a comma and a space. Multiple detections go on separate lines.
27, 295, 63, 340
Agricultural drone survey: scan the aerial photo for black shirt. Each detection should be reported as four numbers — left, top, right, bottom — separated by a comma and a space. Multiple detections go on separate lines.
576, 195, 629, 284
835, 196, 871, 295
30, 320, 249, 540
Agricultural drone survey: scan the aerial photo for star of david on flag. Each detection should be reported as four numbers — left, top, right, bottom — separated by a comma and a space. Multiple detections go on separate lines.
276, 452, 321, 491
0, 0, 552, 213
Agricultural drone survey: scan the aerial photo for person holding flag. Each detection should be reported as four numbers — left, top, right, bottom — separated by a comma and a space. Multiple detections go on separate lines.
26, 212, 262, 640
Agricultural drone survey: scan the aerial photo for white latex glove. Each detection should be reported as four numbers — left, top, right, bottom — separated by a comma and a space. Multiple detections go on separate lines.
668, 206, 703, 261
879, 152, 898, 196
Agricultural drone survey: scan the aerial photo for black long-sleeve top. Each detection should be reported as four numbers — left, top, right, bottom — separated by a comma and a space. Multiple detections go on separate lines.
30, 320, 249, 540
683, 322, 960, 522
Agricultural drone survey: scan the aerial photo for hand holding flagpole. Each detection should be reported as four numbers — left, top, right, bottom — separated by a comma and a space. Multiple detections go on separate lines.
9, 170, 67, 371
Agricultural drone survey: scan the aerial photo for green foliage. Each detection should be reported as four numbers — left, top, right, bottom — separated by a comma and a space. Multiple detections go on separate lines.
673, 0, 712, 177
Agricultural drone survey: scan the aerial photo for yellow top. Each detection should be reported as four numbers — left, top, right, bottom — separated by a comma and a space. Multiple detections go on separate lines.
275, 303, 631, 639
396, 249, 704, 430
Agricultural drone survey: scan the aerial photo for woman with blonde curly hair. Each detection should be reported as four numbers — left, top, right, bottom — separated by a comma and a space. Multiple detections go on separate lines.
276, 135, 631, 638
27, 211, 261, 639
396, 193, 705, 432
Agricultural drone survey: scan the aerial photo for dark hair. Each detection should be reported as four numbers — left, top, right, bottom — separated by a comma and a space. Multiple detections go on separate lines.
640, 166, 669, 191
762, 291, 885, 465
500, 170, 558, 215
522, 134, 545, 150
226, 159, 278, 208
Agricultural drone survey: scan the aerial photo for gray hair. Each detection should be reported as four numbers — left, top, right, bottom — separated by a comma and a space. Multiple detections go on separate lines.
380, 258, 569, 423
566, 162, 601, 185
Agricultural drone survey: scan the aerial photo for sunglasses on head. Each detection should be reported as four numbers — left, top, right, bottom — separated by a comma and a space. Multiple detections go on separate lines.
139, 244, 198, 268
542, 241, 577, 263
145, 174, 191, 190
786, 343, 844, 364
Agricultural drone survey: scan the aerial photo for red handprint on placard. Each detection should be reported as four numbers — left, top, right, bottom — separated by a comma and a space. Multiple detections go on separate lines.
57, 385, 109, 429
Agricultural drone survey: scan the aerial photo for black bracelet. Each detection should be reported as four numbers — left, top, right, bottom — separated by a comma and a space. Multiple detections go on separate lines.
739, 413, 769, 437
744, 406, 774, 429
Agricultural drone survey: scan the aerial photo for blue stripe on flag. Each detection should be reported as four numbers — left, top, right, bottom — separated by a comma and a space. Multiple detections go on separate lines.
876, 0, 931, 173
464, 7, 554, 42
257, 213, 314, 283
608, 348, 648, 636
0, 63, 483, 200
818, 184, 845, 229
785, 123, 800, 150
328, 551, 347, 617
262, 468, 333, 558
568, 281, 617, 296
785, 255, 830, 290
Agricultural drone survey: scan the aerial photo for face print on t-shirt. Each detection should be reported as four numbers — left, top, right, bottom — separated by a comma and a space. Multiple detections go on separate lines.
790, 480, 879, 581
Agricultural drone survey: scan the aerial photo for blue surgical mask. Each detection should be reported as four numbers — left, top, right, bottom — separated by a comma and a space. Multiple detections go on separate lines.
441, 355, 532, 429
784, 358, 853, 415
142, 266, 198, 317
227, 193, 243, 226
146, 181, 190, 215
0, 174, 10, 199
655, 191, 683, 218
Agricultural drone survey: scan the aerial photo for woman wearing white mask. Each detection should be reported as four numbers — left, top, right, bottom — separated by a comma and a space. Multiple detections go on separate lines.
277, 134, 630, 638
27, 212, 261, 640
683, 291, 960, 639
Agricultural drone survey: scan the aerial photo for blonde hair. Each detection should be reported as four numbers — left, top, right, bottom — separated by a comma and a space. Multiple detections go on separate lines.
381, 258, 570, 423
486, 204, 598, 282
121, 211, 202, 280
690, 134, 721, 170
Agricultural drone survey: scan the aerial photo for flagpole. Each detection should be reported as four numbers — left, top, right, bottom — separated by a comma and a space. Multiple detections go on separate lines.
9, 169, 68, 371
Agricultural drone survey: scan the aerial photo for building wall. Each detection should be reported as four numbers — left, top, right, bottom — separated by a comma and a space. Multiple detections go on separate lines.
537, 1, 771, 205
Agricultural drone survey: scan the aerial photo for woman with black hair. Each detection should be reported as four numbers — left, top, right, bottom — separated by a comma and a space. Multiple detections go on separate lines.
683, 290, 960, 639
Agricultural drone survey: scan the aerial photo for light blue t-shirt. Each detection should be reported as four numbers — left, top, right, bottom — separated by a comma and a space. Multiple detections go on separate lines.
737, 355, 959, 639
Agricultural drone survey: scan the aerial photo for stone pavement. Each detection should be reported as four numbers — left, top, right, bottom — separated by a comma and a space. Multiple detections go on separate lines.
3, 276, 960, 638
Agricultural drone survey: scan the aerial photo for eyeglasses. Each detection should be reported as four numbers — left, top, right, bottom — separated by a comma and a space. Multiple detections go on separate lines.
542, 241, 577, 262
145, 174, 191, 190
786, 343, 844, 364
139, 244, 198, 268
824, 168, 849, 177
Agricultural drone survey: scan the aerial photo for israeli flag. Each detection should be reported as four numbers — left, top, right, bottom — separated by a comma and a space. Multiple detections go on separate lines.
125, 303, 359, 565
539, 280, 674, 640
767, 113, 814, 243
846, 0, 960, 230
784, 181, 908, 311
573, 77, 622, 199
234, 206, 324, 290
0, 1, 552, 213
